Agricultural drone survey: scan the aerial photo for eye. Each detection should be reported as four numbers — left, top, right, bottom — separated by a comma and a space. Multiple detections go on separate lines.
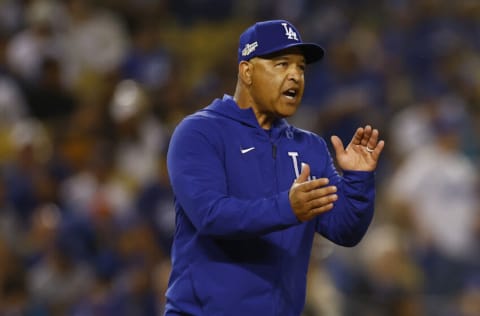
276, 61, 288, 68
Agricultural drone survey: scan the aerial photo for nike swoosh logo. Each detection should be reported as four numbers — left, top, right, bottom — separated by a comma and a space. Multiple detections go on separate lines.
240, 147, 255, 154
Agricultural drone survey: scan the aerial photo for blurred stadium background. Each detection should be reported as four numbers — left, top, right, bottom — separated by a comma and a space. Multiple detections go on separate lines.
0, 0, 479, 315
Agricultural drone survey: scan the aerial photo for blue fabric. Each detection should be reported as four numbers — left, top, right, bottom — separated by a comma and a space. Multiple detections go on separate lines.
165, 95, 375, 316
238, 20, 324, 64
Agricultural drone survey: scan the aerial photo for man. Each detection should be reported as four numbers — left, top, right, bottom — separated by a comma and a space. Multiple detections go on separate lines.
165, 20, 384, 316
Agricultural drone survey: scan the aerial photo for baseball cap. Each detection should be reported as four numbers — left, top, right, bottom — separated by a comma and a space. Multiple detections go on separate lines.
238, 20, 325, 64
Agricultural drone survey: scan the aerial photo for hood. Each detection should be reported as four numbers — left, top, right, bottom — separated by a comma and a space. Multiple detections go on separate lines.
201, 95, 292, 136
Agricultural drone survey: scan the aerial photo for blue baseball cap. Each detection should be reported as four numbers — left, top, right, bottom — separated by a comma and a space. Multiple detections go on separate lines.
238, 20, 325, 64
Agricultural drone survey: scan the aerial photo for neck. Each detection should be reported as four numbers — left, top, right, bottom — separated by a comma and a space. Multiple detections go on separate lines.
233, 84, 274, 130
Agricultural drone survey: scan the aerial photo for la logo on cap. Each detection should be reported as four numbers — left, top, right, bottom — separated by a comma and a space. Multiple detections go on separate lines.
282, 23, 298, 41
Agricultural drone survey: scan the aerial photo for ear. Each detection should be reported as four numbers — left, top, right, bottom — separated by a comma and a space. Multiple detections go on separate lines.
238, 60, 253, 85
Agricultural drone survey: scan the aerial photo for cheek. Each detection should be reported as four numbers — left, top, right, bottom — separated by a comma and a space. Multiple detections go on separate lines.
298, 86, 305, 98
256, 70, 278, 85
254, 75, 279, 97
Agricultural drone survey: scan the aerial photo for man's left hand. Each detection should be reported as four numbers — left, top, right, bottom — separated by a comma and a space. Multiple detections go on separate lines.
331, 125, 385, 172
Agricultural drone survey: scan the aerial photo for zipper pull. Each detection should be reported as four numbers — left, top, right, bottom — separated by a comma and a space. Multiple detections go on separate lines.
272, 144, 277, 159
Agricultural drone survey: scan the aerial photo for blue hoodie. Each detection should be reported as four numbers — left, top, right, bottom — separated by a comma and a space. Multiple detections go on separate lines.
165, 95, 375, 316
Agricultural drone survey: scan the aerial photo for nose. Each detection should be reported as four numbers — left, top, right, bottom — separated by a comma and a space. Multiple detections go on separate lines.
288, 65, 302, 83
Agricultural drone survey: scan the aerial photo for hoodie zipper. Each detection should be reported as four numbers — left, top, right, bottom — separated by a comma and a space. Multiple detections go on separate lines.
269, 138, 280, 316
272, 143, 277, 159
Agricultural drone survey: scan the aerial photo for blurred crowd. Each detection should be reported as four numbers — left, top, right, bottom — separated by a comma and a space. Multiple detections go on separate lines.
0, 0, 479, 315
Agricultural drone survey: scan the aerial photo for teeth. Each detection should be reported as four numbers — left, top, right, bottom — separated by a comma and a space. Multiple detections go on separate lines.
285, 89, 296, 98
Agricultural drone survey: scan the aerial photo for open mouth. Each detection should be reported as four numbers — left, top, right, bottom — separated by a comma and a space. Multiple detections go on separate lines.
283, 89, 298, 99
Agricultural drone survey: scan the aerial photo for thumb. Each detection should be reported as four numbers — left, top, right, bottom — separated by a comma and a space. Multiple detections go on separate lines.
330, 135, 345, 156
296, 162, 310, 183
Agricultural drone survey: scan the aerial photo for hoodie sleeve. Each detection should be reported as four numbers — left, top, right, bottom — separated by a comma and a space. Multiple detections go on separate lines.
315, 138, 375, 247
167, 116, 299, 239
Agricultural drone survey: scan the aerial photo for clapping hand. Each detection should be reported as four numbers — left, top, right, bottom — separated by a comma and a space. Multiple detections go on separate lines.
289, 163, 338, 222
331, 125, 385, 172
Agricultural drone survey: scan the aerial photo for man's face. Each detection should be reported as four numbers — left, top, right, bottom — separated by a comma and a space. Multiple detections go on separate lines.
248, 47, 306, 119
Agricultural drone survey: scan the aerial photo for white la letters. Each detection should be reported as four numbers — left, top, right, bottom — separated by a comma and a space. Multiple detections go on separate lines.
288, 152, 301, 178
288, 151, 316, 181
281, 23, 299, 41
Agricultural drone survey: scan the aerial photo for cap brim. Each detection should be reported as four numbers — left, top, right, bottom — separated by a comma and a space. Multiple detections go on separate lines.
257, 43, 325, 64
297, 43, 325, 64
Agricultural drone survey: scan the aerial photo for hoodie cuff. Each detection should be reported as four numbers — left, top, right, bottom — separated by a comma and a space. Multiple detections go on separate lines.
342, 170, 375, 199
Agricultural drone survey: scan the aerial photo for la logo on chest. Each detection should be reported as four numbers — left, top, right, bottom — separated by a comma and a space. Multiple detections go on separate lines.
288, 152, 316, 181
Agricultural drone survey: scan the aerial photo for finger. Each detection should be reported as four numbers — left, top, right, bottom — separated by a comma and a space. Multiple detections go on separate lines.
330, 135, 345, 157
366, 128, 379, 150
306, 191, 338, 208
350, 127, 364, 145
304, 185, 337, 201
370, 140, 385, 159
297, 178, 330, 193
295, 162, 310, 183
360, 125, 372, 146
307, 203, 335, 218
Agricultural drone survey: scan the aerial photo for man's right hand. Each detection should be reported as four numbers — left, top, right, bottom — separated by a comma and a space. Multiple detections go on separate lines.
289, 163, 338, 222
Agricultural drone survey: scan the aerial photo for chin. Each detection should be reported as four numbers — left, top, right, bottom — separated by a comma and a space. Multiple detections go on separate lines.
278, 111, 297, 118
279, 104, 299, 117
